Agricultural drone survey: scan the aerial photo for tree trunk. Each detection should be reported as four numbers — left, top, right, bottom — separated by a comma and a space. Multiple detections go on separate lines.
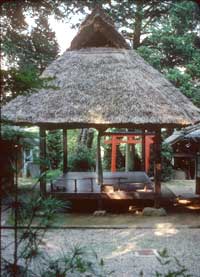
86, 128, 94, 148
133, 0, 143, 49
77, 128, 94, 148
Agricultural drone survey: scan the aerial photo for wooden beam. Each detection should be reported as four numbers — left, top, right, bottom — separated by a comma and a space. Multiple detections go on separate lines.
103, 131, 155, 136
63, 128, 68, 173
154, 128, 162, 200
39, 127, 46, 195
96, 130, 103, 186
196, 151, 200, 194
142, 130, 146, 171
104, 137, 142, 144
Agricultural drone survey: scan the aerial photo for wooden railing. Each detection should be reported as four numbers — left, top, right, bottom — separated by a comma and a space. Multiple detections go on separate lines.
51, 176, 128, 193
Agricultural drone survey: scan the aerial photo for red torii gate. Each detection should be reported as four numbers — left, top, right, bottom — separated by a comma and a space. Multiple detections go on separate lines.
104, 132, 155, 173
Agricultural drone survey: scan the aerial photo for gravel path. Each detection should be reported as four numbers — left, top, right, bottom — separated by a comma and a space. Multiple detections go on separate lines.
40, 228, 200, 276
3, 227, 199, 276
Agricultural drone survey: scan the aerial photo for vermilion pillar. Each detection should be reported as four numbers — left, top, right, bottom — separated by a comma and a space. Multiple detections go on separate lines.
145, 136, 154, 173
154, 129, 162, 195
111, 136, 117, 172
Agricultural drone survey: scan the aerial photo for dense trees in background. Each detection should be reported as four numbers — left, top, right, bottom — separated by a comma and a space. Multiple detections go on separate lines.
1, 1, 60, 103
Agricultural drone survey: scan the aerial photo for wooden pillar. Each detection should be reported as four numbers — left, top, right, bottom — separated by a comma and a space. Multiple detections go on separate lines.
111, 135, 117, 172
39, 127, 46, 195
63, 128, 68, 174
125, 141, 129, 172
96, 130, 103, 186
196, 150, 200, 194
154, 128, 162, 204
142, 130, 146, 171
145, 136, 151, 173
125, 137, 135, 172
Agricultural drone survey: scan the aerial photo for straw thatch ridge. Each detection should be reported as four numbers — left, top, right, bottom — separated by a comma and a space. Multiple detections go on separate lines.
2, 47, 200, 127
70, 14, 130, 50
80, 5, 114, 28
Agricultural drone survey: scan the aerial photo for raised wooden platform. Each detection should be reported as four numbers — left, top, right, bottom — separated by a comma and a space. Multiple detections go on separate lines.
51, 171, 152, 193
47, 171, 174, 211
48, 172, 176, 212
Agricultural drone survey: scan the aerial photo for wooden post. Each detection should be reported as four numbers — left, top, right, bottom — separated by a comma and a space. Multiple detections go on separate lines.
39, 127, 46, 195
74, 179, 77, 193
196, 151, 200, 194
142, 130, 146, 171
63, 128, 68, 174
125, 142, 129, 172
145, 136, 151, 173
111, 135, 117, 172
96, 130, 103, 186
154, 128, 162, 206
90, 178, 94, 192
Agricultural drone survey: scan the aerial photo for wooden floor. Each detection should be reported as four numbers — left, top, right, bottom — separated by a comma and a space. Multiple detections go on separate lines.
48, 173, 200, 212
51, 171, 153, 194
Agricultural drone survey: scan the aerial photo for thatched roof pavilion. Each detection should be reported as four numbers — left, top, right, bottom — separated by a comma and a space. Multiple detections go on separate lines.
2, 7, 200, 200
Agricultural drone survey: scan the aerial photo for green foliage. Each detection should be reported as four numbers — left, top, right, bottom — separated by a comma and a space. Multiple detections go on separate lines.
68, 145, 96, 171
40, 246, 113, 277
3, 182, 70, 276
46, 169, 62, 182
67, 129, 80, 153
137, 46, 163, 71
137, 0, 200, 108
2, 125, 38, 146
148, 142, 174, 181
139, 248, 192, 277
103, 144, 112, 170
3, 184, 110, 277
161, 144, 174, 182
166, 68, 200, 107
155, 248, 192, 277
1, 2, 60, 103
47, 130, 62, 170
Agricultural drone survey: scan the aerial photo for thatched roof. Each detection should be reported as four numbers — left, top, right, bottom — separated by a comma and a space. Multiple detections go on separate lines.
70, 6, 130, 50
165, 123, 200, 144
2, 8, 200, 129
70, 16, 130, 50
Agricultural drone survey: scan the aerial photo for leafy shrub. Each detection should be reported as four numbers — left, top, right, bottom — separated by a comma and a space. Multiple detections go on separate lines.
161, 144, 174, 181
40, 246, 113, 277
68, 145, 96, 171
139, 248, 192, 277
148, 143, 174, 181
47, 130, 62, 169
